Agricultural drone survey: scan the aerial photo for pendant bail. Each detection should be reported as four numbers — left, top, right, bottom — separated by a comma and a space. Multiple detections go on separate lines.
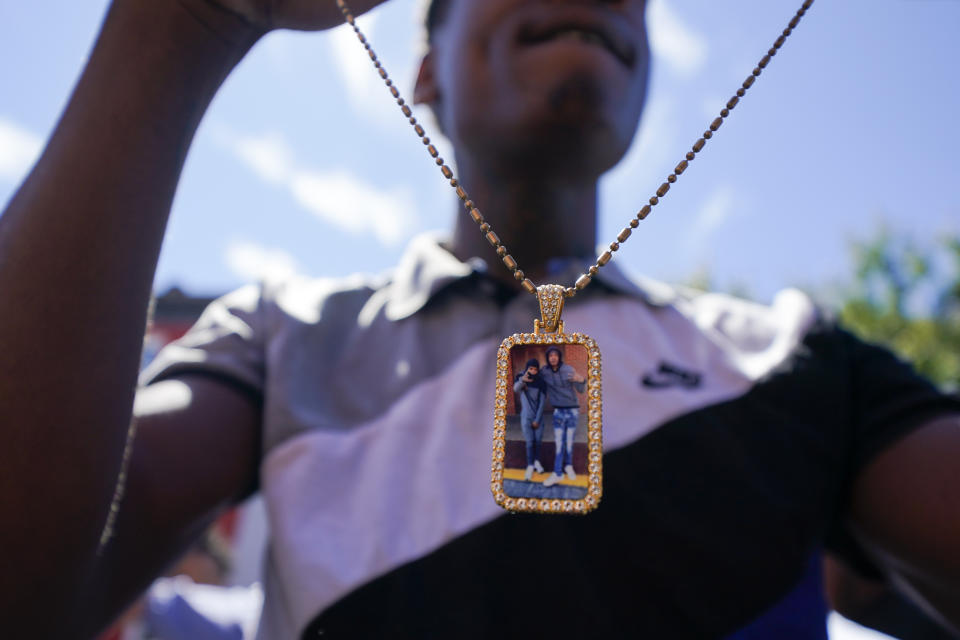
535, 284, 566, 334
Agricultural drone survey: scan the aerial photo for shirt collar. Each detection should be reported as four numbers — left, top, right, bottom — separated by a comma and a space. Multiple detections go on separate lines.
384, 233, 675, 321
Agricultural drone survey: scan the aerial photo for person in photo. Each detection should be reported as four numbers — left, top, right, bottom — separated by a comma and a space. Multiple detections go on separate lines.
513, 357, 547, 481
540, 347, 586, 487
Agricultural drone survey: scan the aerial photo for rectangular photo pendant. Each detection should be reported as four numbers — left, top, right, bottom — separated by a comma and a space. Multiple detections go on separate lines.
491, 329, 603, 514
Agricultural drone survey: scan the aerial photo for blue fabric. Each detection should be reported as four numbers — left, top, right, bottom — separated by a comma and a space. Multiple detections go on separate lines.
146, 591, 245, 640
724, 552, 828, 640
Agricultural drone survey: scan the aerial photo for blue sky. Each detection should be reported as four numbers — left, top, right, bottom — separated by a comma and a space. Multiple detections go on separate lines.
1, 0, 958, 306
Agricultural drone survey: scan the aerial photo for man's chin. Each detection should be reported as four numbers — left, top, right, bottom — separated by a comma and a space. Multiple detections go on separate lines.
456, 87, 639, 176
506, 111, 635, 176
520, 73, 640, 167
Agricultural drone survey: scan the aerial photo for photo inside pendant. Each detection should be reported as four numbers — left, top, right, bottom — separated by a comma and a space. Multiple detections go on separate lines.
503, 342, 590, 501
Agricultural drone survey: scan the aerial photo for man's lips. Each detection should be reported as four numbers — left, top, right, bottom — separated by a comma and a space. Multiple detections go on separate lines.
515, 8, 637, 68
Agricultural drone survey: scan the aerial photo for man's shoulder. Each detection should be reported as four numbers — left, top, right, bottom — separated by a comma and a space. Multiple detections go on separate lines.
610, 270, 827, 377
215, 270, 393, 326
247, 233, 477, 324
267, 270, 390, 303
601, 264, 821, 340
663, 284, 822, 357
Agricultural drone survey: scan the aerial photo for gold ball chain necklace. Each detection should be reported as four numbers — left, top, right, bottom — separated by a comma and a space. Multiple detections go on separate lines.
335, 0, 813, 514
94, 0, 815, 557
334, 0, 815, 515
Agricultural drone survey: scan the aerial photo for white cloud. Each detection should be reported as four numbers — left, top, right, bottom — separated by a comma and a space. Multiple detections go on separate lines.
325, 5, 423, 129
328, 17, 382, 108
220, 128, 418, 247
291, 170, 415, 246
260, 31, 294, 68
0, 117, 42, 182
648, 0, 708, 76
611, 93, 676, 181
224, 240, 302, 283
687, 185, 736, 254
232, 131, 293, 185
602, 93, 677, 210
327, 15, 417, 127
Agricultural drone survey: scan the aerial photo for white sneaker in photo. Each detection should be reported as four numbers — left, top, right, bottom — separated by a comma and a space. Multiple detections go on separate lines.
524, 465, 534, 481
533, 460, 544, 473
564, 464, 577, 481
543, 473, 562, 487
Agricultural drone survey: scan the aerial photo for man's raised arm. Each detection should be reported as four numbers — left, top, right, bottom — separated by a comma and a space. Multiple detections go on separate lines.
0, 0, 382, 634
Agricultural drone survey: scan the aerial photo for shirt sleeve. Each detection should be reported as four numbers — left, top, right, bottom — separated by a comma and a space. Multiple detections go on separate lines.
139, 284, 266, 396
840, 327, 960, 476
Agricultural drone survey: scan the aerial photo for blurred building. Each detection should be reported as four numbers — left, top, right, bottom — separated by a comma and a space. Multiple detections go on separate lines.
142, 287, 215, 370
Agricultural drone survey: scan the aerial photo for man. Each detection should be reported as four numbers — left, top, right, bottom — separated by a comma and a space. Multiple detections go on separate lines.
1, 0, 958, 638
539, 346, 586, 487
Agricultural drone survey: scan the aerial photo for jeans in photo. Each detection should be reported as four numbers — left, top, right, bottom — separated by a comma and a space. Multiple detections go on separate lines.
552, 407, 578, 474
520, 417, 545, 467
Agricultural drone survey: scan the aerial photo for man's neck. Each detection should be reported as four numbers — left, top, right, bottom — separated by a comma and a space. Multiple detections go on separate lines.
449, 156, 599, 288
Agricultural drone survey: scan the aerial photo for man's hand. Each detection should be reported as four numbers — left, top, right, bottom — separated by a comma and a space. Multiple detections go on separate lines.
188, 0, 390, 36
522, 373, 533, 383
532, 421, 539, 429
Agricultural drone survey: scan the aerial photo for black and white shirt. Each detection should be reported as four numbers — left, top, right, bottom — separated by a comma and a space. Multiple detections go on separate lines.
143, 234, 959, 639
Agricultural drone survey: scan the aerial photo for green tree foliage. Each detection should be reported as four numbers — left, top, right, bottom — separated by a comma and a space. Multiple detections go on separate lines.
839, 230, 960, 391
